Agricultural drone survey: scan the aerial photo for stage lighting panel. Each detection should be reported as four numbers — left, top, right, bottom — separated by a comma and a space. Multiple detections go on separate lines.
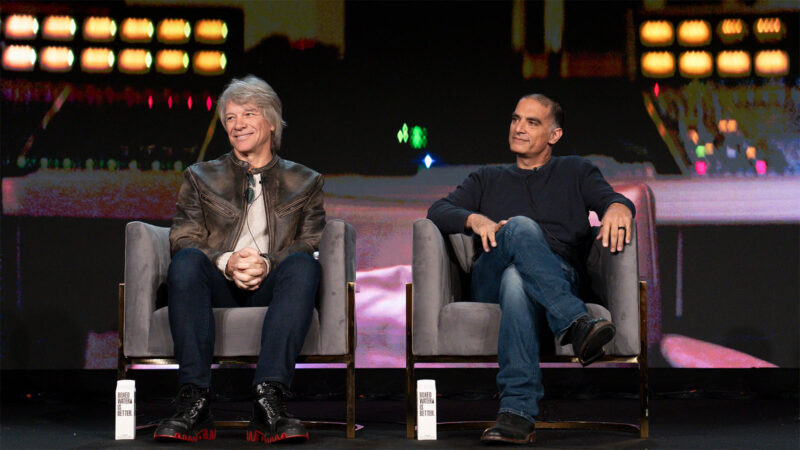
717, 51, 751, 77
2, 45, 36, 71
193, 50, 226, 75
121, 18, 154, 43
156, 49, 189, 74
119, 49, 152, 74
640, 20, 674, 47
40, 46, 74, 72
83, 17, 117, 42
678, 20, 712, 46
641, 51, 675, 78
5, 14, 39, 40
81, 47, 115, 73
195, 19, 227, 44
157, 18, 191, 44
679, 51, 713, 78
746, 146, 756, 160
42, 15, 76, 41
717, 18, 746, 44
754, 50, 789, 77
754, 17, 785, 43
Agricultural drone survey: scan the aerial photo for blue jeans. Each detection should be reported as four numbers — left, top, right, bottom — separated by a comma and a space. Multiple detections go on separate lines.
471, 216, 588, 423
166, 248, 320, 389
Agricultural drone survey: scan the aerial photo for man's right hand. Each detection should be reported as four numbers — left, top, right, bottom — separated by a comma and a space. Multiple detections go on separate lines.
226, 247, 268, 291
467, 214, 508, 252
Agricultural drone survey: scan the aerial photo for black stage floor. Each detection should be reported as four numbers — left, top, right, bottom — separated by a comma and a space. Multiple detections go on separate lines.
2, 397, 798, 449
2, 369, 798, 449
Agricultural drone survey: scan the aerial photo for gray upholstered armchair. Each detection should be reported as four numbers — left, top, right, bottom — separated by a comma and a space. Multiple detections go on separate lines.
118, 219, 357, 437
406, 182, 657, 439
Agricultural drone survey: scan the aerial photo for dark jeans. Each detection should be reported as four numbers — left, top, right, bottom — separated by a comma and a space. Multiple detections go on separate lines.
166, 248, 320, 389
471, 216, 589, 423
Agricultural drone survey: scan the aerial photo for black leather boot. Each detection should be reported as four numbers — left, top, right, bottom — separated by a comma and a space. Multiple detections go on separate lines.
246, 381, 308, 444
153, 384, 216, 442
561, 315, 616, 366
481, 412, 536, 444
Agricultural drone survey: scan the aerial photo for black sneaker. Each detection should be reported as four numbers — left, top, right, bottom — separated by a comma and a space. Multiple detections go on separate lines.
481, 412, 536, 445
153, 384, 216, 442
246, 381, 309, 444
561, 316, 616, 366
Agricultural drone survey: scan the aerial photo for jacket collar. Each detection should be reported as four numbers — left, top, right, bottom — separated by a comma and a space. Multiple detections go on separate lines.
227, 151, 280, 174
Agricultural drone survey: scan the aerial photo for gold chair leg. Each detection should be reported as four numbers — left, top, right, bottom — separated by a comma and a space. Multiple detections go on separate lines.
346, 357, 355, 438
405, 283, 416, 439
117, 283, 127, 380
639, 280, 650, 439
346, 281, 356, 438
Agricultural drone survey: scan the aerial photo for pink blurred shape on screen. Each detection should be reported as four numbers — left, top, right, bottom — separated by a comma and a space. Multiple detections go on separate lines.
660, 334, 777, 368
353, 265, 411, 367
695, 160, 707, 175
755, 160, 767, 175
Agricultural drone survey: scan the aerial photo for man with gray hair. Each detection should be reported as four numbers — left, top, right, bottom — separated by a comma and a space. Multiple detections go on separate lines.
154, 75, 324, 444
428, 93, 635, 444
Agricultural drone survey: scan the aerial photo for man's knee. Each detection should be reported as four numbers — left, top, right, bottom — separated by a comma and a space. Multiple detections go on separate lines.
275, 252, 321, 285
504, 216, 544, 239
168, 248, 210, 285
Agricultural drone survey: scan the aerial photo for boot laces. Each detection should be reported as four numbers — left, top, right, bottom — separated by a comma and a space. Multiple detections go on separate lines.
257, 383, 290, 417
173, 385, 204, 415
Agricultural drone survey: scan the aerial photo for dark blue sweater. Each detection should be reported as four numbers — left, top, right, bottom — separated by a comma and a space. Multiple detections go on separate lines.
427, 156, 636, 269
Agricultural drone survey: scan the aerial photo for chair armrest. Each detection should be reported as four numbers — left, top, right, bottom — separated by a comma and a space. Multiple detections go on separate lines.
586, 223, 640, 356
412, 219, 458, 355
316, 219, 356, 355
124, 221, 171, 356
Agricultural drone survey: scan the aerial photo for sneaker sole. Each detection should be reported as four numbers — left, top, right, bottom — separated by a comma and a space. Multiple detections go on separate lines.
480, 431, 536, 445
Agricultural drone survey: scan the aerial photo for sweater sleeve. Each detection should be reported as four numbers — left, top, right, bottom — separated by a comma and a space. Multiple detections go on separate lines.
579, 159, 636, 219
427, 169, 484, 235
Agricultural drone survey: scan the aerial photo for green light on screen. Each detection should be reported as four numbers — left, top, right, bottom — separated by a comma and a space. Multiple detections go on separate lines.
397, 123, 409, 143
410, 126, 427, 149
695, 145, 705, 158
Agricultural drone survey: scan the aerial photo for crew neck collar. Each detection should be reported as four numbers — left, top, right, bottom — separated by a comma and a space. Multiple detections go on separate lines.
510, 156, 555, 175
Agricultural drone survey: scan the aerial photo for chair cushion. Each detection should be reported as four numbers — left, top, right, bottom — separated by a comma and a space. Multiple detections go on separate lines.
449, 234, 477, 274
438, 302, 502, 355
145, 307, 321, 358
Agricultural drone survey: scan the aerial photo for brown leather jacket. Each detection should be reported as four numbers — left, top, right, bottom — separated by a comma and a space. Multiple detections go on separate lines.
169, 152, 326, 270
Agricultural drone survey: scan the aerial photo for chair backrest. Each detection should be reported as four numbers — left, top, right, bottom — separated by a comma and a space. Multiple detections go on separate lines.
609, 182, 660, 346
123, 221, 171, 356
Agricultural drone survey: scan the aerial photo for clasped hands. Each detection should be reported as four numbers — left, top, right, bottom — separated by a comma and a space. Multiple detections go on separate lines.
467, 202, 633, 254
225, 247, 268, 291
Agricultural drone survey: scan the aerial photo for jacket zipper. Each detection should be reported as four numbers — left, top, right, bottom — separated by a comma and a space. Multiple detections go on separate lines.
261, 173, 274, 254
222, 173, 249, 252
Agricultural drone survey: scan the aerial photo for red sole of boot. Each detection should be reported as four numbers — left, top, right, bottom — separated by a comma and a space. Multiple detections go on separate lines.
246, 430, 309, 444
154, 428, 216, 442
